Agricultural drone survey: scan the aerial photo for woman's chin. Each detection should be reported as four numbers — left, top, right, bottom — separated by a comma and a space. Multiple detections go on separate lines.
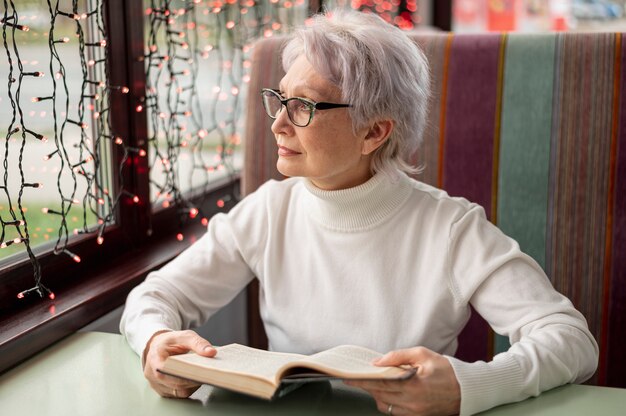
276, 161, 303, 179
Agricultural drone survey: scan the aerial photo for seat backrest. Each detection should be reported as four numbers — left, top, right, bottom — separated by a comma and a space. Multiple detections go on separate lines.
243, 32, 626, 388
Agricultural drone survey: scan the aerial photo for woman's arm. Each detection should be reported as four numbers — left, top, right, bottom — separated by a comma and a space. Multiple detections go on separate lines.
444, 205, 598, 415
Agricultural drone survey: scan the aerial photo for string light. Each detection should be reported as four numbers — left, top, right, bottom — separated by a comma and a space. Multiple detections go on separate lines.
62, 249, 81, 263
57, 11, 81, 20
1, 1, 138, 303
4, 0, 372, 304
24, 129, 48, 142
15, 282, 55, 300
32, 96, 54, 102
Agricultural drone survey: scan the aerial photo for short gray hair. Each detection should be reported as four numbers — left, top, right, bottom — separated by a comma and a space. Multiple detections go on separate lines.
282, 9, 430, 178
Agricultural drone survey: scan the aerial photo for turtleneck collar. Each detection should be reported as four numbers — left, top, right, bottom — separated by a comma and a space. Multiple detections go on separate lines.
302, 170, 413, 231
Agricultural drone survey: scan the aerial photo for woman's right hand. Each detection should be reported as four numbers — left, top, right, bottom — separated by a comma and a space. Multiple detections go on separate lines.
142, 329, 217, 398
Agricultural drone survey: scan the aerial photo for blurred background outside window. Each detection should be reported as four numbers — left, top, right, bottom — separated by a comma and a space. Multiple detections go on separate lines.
453, 0, 626, 32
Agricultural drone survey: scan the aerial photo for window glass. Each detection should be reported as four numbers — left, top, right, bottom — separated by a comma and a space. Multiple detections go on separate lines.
453, 0, 626, 32
0, 0, 110, 263
143, 1, 309, 210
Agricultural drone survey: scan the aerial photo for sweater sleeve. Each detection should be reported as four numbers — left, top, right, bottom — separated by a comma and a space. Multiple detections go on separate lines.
444, 205, 598, 416
119, 190, 267, 358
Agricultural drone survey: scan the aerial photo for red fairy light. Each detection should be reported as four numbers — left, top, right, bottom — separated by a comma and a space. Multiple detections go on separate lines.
133, 195, 140, 204
49, 292, 56, 300
217, 199, 225, 208
189, 208, 199, 218
64, 249, 81, 263
176, 233, 184, 241
97, 236, 104, 245
17, 292, 25, 299
136, 104, 143, 112
139, 149, 147, 157
201, 218, 209, 227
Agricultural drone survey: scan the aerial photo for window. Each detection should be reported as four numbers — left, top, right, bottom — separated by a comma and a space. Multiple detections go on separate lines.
0, 0, 108, 263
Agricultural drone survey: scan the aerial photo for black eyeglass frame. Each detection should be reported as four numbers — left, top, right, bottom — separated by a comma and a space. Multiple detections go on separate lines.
261, 88, 352, 127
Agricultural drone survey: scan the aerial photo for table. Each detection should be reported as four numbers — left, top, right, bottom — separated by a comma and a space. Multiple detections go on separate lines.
0, 332, 624, 415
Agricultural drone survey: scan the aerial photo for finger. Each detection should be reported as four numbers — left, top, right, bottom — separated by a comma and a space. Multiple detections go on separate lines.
374, 347, 430, 367
345, 379, 405, 393
374, 399, 409, 416
151, 381, 199, 399
176, 330, 217, 357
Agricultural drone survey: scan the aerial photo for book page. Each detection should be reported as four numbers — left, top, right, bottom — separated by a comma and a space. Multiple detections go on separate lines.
172, 344, 304, 383
294, 345, 397, 377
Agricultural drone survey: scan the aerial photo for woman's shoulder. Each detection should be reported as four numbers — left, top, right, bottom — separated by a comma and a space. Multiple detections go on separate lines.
404, 176, 485, 219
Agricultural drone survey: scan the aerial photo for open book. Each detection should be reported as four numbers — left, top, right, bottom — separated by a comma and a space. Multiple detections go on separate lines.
160, 343, 416, 400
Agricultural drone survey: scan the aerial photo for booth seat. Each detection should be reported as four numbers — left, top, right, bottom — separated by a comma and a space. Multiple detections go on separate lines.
242, 32, 626, 388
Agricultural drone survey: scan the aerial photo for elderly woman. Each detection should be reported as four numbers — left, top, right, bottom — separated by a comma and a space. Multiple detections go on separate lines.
120, 9, 598, 416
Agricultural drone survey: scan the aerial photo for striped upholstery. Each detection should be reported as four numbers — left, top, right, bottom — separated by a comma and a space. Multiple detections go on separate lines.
243, 32, 626, 388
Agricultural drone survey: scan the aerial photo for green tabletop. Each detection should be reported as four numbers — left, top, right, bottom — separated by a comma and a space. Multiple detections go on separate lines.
0, 332, 624, 415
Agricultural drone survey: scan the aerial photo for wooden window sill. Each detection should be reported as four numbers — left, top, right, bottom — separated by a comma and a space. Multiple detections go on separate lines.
0, 177, 239, 374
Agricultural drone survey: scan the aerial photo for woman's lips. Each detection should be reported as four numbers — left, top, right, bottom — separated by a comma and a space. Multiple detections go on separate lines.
277, 145, 301, 157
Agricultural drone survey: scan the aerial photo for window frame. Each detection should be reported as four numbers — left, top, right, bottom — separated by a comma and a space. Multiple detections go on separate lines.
0, 0, 240, 374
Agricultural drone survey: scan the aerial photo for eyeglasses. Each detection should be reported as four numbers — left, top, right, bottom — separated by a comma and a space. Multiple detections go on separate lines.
261, 88, 352, 127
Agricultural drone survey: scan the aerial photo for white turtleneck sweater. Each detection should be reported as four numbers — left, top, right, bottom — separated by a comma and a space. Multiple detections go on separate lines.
120, 171, 598, 415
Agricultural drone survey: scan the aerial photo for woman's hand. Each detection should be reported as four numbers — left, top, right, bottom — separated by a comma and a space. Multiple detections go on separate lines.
345, 347, 461, 416
142, 329, 217, 399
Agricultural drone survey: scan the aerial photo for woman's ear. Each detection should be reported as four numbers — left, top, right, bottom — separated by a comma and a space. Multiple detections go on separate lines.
362, 119, 394, 155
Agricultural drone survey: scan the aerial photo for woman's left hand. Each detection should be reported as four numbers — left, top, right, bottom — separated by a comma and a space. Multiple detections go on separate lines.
345, 347, 461, 416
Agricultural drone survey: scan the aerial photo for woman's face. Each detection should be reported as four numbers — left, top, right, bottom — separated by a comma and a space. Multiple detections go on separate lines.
271, 55, 372, 190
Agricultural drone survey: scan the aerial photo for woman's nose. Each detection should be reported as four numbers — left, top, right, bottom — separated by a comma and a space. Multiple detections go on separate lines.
270, 105, 293, 136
